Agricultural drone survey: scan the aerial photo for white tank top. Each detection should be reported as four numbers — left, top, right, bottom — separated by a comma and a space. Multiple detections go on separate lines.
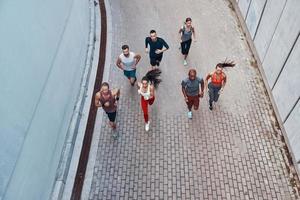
138, 84, 151, 100
119, 52, 136, 71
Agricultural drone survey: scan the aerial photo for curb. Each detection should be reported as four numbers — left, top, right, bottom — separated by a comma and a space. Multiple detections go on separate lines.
50, 0, 98, 199
80, 0, 112, 198
70, 0, 109, 199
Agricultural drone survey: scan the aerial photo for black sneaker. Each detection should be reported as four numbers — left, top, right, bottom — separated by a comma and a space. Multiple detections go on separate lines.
209, 102, 213, 110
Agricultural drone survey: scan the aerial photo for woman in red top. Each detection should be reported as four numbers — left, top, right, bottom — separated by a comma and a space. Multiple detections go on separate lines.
95, 82, 120, 138
205, 61, 235, 110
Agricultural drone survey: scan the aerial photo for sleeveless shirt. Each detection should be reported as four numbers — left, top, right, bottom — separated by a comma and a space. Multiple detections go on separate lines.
99, 90, 117, 113
181, 25, 193, 42
119, 52, 136, 71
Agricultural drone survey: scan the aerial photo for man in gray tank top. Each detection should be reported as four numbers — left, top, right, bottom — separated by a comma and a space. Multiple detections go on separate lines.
116, 45, 141, 86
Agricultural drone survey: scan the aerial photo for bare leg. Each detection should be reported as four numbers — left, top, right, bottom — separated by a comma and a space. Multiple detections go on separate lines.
109, 121, 116, 129
150, 66, 156, 71
130, 77, 135, 84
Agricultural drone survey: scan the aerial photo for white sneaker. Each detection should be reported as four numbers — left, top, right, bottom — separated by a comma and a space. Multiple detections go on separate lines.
183, 59, 188, 66
188, 111, 192, 119
145, 121, 150, 131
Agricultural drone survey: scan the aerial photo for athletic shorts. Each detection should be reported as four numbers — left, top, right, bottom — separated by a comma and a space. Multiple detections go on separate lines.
124, 69, 136, 78
106, 111, 117, 122
186, 95, 200, 109
150, 55, 163, 66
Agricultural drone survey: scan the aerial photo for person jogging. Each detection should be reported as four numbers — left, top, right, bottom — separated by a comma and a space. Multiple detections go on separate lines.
179, 17, 196, 66
137, 69, 161, 131
145, 30, 169, 69
116, 45, 141, 86
181, 69, 204, 119
95, 82, 120, 138
205, 60, 235, 110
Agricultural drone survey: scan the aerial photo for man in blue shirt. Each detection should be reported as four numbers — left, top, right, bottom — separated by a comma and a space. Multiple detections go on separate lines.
145, 30, 169, 70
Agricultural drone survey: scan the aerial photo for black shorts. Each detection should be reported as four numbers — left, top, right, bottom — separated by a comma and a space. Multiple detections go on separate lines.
106, 111, 117, 122
150, 55, 163, 66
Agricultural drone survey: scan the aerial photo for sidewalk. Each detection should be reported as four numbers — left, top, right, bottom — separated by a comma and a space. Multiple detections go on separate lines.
86, 0, 298, 199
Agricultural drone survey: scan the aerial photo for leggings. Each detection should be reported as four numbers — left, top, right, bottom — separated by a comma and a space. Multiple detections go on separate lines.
208, 82, 222, 105
141, 96, 155, 122
181, 39, 192, 55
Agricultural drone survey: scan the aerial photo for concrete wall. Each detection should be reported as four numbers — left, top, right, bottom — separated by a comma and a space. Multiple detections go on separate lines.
237, 0, 300, 168
0, 0, 90, 199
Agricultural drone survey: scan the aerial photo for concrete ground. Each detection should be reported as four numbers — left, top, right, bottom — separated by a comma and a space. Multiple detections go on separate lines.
85, 0, 298, 199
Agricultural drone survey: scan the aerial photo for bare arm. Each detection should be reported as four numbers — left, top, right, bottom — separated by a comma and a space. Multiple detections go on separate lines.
95, 92, 102, 108
150, 85, 155, 98
204, 73, 212, 92
158, 47, 168, 54
116, 57, 124, 70
134, 54, 141, 66
112, 88, 120, 99
137, 82, 141, 89
200, 80, 204, 97
181, 80, 188, 102
221, 73, 227, 90
192, 27, 196, 41
178, 27, 183, 42
181, 87, 189, 102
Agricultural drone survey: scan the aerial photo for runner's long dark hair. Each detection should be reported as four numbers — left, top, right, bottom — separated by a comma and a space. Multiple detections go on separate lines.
143, 68, 162, 88
216, 59, 236, 68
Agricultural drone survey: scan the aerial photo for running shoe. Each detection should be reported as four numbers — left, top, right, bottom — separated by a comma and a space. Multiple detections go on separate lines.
112, 132, 118, 140
145, 121, 150, 131
209, 102, 213, 110
183, 59, 188, 66
188, 111, 192, 119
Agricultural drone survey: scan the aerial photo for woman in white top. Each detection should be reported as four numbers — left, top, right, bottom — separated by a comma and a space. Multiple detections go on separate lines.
137, 69, 161, 131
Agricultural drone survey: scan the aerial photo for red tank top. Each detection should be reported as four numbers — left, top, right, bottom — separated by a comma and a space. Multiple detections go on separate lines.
99, 90, 117, 113
211, 72, 224, 86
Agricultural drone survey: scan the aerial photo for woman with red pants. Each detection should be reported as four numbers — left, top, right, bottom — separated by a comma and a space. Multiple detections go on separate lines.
137, 69, 161, 131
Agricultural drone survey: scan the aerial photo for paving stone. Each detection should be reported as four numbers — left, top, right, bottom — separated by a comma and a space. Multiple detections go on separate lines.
87, 0, 298, 199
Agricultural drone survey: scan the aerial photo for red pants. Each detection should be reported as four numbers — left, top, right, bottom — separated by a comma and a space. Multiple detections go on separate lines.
141, 96, 155, 122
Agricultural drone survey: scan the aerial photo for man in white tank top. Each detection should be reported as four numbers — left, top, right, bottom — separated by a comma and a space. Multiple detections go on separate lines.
116, 45, 141, 86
